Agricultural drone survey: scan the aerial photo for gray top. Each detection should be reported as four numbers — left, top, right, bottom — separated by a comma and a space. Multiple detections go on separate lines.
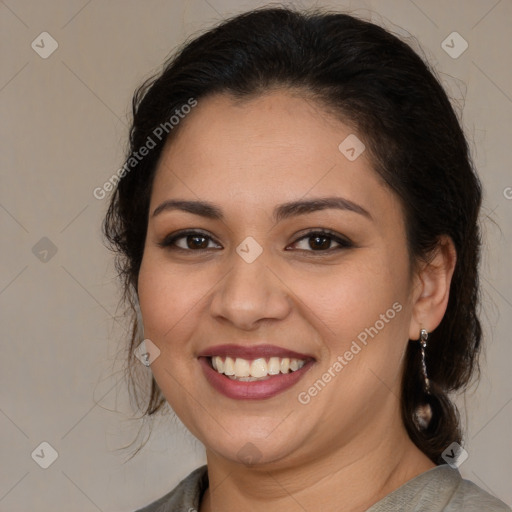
134, 464, 511, 512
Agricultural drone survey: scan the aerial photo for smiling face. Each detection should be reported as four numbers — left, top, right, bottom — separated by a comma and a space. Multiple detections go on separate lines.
137, 89, 419, 468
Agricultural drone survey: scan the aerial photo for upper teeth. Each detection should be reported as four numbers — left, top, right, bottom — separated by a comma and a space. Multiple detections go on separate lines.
211, 356, 305, 379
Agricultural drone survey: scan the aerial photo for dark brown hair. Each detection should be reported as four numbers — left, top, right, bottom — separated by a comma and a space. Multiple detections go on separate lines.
104, 7, 482, 463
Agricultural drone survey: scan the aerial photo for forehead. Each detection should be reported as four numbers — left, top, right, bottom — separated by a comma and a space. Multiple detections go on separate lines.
150, 90, 395, 220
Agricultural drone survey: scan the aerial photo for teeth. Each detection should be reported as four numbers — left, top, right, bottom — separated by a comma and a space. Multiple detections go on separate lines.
290, 359, 300, 371
210, 356, 306, 379
224, 356, 235, 375
234, 358, 250, 377
268, 357, 281, 375
250, 358, 267, 378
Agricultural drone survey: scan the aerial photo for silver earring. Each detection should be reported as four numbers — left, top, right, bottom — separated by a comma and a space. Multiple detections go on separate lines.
419, 329, 431, 395
414, 329, 433, 429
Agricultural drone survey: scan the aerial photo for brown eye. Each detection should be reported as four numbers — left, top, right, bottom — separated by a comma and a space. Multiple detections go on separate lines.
288, 230, 353, 252
159, 230, 222, 251
183, 234, 209, 249
308, 234, 332, 250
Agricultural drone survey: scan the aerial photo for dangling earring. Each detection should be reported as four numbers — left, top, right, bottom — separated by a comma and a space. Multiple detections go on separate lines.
414, 328, 433, 429
419, 329, 431, 394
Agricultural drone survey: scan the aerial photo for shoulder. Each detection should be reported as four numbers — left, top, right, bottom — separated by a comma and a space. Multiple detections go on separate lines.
449, 472, 511, 511
134, 465, 208, 512
367, 464, 511, 512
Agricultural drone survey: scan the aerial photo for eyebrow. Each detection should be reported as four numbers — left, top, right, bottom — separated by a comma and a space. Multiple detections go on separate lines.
151, 196, 372, 221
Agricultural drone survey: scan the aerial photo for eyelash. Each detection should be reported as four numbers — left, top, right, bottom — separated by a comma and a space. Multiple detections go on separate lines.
158, 229, 354, 253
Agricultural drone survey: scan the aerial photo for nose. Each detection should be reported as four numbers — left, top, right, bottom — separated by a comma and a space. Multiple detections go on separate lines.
209, 253, 292, 331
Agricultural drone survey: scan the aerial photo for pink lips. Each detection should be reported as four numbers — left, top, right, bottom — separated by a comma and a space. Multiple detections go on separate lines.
197, 344, 315, 400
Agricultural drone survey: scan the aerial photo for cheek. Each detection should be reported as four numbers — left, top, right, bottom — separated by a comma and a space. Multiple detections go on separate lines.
136, 255, 213, 427
291, 251, 412, 399
137, 254, 211, 340
293, 258, 407, 343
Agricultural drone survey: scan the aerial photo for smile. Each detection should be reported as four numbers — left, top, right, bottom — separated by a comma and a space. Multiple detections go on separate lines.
198, 344, 315, 400
210, 356, 306, 381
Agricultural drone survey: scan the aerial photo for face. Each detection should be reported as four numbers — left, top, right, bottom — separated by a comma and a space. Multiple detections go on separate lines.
137, 90, 417, 468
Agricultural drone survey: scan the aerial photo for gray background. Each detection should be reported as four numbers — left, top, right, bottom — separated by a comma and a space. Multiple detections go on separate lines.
1, 0, 511, 510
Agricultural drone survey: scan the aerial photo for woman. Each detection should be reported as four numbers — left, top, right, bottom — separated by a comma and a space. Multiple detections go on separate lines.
104, 7, 511, 512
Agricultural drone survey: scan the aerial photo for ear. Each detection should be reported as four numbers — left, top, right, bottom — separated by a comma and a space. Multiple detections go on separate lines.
408, 235, 457, 340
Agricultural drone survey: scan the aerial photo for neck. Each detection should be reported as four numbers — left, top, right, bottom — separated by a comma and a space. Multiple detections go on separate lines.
200, 420, 435, 512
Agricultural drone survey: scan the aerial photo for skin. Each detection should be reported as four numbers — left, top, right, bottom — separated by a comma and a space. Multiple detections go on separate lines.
137, 90, 456, 512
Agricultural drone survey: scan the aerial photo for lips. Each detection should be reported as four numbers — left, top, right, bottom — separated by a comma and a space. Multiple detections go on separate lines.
198, 344, 315, 400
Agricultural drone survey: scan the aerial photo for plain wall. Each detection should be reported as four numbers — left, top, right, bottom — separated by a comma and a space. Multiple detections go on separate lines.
1, 0, 511, 510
